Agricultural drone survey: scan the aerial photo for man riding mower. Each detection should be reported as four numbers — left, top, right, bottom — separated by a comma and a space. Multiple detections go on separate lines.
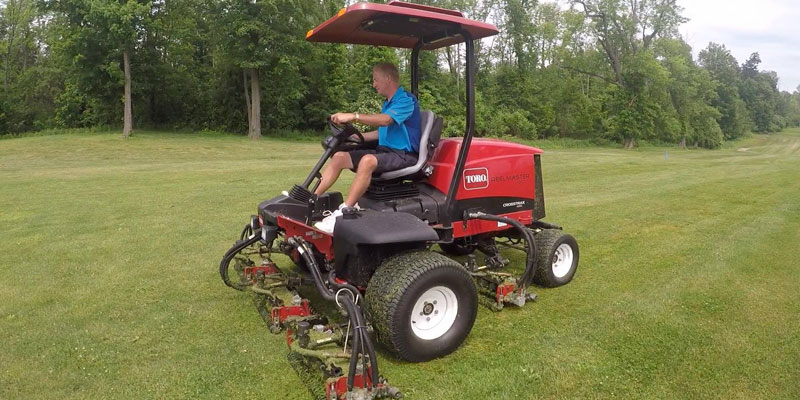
313, 62, 421, 233
219, 2, 580, 399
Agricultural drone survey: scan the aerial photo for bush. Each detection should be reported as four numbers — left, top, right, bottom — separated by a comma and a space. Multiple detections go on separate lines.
485, 109, 537, 139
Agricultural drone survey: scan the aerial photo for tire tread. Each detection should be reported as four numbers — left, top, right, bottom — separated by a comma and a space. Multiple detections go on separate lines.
365, 251, 476, 361
532, 229, 579, 287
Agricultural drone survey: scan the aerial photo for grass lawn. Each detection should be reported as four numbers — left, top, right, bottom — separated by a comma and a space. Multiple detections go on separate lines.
2, 128, 800, 399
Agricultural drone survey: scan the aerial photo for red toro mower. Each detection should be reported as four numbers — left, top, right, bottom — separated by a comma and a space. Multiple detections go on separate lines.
219, 2, 579, 399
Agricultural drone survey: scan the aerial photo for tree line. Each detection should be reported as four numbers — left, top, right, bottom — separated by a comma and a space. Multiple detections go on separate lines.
2, 0, 799, 148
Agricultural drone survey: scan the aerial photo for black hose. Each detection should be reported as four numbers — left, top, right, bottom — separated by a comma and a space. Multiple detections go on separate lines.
360, 328, 368, 390
328, 271, 361, 297
290, 238, 380, 390
354, 299, 378, 388
466, 212, 537, 289
343, 296, 368, 390
219, 231, 262, 291
339, 296, 362, 390
327, 271, 379, 388
288, 238, 335, 301
287, 237, 377, 390
240, 224, 253, 241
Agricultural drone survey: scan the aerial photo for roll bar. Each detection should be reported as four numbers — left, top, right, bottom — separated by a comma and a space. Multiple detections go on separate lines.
410, 32, 475, 226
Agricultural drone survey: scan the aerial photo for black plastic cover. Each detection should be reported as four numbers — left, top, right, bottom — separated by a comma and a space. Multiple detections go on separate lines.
258, 192, 343, 225
258, 194, 306, 224
333, 210, 439, 244
534, 154, 545, 220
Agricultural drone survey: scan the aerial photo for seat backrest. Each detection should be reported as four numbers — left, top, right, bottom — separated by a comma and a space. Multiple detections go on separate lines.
376, 110, 440, 180
426, 115, 443, 156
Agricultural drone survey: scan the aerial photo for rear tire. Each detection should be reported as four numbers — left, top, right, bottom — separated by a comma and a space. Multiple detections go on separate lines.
365, 251, 478, 362
532, 229, 579, 287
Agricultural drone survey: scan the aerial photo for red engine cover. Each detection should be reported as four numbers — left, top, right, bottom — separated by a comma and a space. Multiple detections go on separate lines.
428, 138, 542, 200
428, 138, 543, 237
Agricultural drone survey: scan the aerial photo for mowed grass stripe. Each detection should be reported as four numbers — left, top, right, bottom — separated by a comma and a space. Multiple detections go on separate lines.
2, 129, 799, 399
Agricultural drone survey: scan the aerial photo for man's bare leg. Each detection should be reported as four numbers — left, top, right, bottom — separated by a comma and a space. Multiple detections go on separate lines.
314, 152, 353, 196
345, 155, 377, 207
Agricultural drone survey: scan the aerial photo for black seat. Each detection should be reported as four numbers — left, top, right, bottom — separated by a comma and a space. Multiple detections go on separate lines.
375, 110, 443, 181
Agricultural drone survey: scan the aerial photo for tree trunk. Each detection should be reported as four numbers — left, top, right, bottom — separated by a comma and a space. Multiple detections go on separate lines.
623, 137, 636, 149
243, 69, 251, 128
444, 46, 460, 99
23, 28, 31, 70
122, 48, 133, 137
5, 24, 16, 86
456, 44, 462, 98
150, 89, 156, 126
679, 136, 686, 149
248, 68, 261, 139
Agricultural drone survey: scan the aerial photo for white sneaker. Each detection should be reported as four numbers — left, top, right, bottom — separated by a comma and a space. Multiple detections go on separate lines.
313, 203, 361, 234
313, 209, 342, 234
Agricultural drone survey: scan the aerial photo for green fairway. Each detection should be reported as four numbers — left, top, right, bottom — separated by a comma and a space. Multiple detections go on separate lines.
2, 129, 800, 399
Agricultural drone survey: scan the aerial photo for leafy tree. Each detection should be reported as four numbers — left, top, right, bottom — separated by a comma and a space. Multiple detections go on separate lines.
738, 53, 781, 133
1, 0, 36, 85
698, 42, 751, 140
1, 0, 798, 145
214, 0, 320, 138
42, 0, 151, 136
571, 0, 686, 147
0, 0, 46, 133
656, 38, 722, 148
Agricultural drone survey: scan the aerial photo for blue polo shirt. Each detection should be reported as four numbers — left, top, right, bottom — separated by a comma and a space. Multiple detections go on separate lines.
379, 86, 421, 153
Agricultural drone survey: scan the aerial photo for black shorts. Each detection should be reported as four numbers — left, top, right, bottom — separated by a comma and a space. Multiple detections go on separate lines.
348, 146, 418, 174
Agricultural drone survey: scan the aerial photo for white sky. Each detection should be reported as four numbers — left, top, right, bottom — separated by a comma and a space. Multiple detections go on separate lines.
679, 0, 800, 92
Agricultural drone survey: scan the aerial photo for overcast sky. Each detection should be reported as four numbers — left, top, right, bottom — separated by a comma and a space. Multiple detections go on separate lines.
679, 0, 800, 92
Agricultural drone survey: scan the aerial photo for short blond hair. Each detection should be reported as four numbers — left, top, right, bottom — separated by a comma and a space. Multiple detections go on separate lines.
373, 62, 399, 83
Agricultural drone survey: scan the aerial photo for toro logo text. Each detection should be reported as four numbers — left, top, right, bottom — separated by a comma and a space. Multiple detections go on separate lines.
463, 167, 489, 190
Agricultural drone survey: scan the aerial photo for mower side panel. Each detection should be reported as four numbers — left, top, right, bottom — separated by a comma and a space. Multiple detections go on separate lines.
428, 138, 541, 201
450, 209, 534, 237
277, 215, 335, 260
427, 138, 543, 234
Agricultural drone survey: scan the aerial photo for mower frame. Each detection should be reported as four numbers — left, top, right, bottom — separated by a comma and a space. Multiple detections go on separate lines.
219, 2, 580, 399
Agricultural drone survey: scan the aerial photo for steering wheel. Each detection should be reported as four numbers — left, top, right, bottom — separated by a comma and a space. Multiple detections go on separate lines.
328, 118, 364, 145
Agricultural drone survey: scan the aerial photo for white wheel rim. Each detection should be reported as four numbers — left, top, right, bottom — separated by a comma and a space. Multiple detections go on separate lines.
410, 286, 458, 340
552, 243, 574, 278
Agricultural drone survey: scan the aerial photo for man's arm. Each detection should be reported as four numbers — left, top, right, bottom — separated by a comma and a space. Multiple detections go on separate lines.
331, 112, 392, 127
360, 130, 378, 141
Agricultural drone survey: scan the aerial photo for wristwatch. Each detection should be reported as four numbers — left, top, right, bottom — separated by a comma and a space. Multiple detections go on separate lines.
354, 112, 360, 122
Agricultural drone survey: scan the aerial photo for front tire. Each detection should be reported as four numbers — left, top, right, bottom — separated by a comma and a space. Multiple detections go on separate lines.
532, 229, 579, 287
365, 251, 478, 362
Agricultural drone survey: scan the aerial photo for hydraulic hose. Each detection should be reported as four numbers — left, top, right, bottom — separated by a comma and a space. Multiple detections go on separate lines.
330, 272, 378, 389
354, 299, 379, 388
288, 237, 334, 301
466, 212, 537, 289
340, 296, 364, 390
219, 231, 262, 291
239, 224, 254, 241
328, 270, 361, 298
287, 237, 379, 390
